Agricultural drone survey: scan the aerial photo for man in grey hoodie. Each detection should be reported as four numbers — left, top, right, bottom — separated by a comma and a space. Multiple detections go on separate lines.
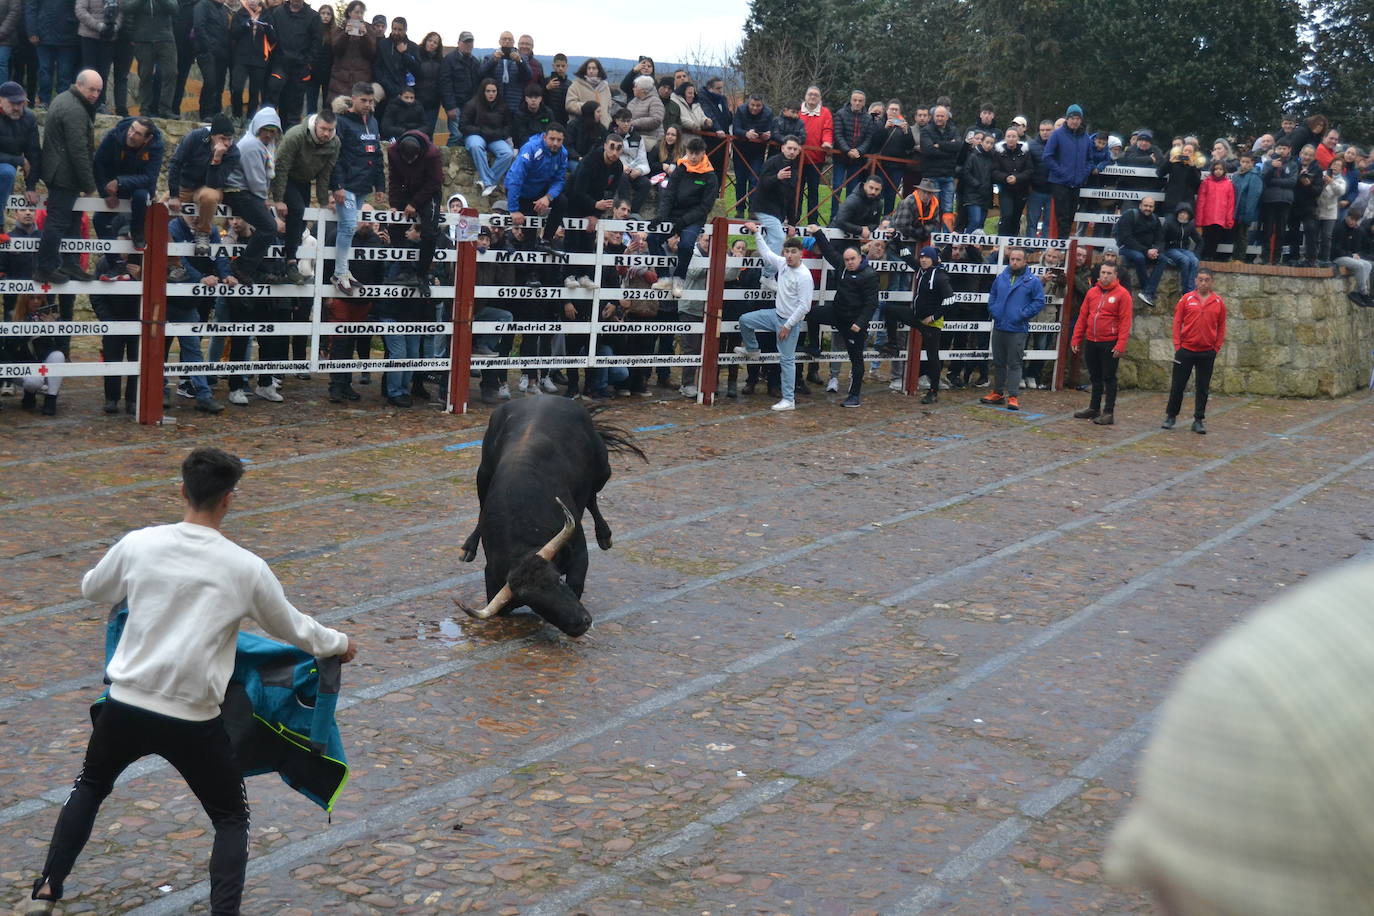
222, 105, 281, 283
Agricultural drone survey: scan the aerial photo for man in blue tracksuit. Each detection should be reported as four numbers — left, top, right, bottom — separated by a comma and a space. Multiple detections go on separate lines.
504, 125, 569, 250
1042, 104, 1094, 239
980, 247, 1045, 410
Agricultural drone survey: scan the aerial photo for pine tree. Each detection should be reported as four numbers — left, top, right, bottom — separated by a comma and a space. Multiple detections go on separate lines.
1306, 0, 1374, 139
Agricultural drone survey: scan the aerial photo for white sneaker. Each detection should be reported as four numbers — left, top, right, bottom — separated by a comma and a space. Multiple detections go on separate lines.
517, 375, 530, 392
564, 276, 579, 289
672, 280, 685, 298
825, 377, 839, 393
889, 379, 904, 392
651, 277, 674, 291
578, 275, 597, 290
497, 383, 511, 399
228, 389, 249, 406
1023, 377, 1038, 389
917, 375, 930, 390
481, 183, 496, 198
770, 399, 796, 411
539, 376, 559, 393
733, 345, 760, 358
679, 385, 698, 398
255, 385, 283, 402
332, 272, 354, 293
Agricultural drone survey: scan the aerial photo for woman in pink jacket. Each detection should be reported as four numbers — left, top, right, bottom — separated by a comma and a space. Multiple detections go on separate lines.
1195, 160, 1236, 259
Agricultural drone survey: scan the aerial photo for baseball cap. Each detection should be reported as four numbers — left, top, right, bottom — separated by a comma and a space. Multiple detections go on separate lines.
0, 81, 27, 103
458, 30, 474, 42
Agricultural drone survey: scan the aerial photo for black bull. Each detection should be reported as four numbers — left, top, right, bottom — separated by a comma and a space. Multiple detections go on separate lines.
458, 398, 646, 636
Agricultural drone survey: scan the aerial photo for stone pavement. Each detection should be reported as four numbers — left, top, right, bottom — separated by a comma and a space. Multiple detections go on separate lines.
2, 376, 1372, 914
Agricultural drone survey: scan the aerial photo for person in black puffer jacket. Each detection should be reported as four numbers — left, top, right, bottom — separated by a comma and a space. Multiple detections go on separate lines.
461, 78, 514, 195
412, 32, 443, 134
880, 244, 954, 402
805, 227, 879, 406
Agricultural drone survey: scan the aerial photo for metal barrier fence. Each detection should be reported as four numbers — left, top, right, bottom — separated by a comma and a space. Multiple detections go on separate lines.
1, 199, 1080, 423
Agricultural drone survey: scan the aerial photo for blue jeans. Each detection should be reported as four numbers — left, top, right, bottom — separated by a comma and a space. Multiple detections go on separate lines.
383, 320, 422, 398
1163, 248, 1199, 293
1025, 191, 1051, 237
94, 188, 150, 240
445, 116, 462, 147
739, 308, 799, 401
333, 190, 361, 280
831, 156, 865, 216
473, 304, 513, 354
587, 344, 629, 394
0, 162, 15, 213
36, 44, 78, 106
756, 214, 784, 278
933, 177, 956, 216
964, 204, 986, 234
0, 46, 12, 85
165, 304, 211, 399
465, 135, 514, 188
1119, 246, 1165, 297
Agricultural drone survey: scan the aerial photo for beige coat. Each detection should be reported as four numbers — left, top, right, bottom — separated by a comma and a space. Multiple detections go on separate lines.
564, 76, 612, 128
669, 94, 709, 133
627, 92, 664, 146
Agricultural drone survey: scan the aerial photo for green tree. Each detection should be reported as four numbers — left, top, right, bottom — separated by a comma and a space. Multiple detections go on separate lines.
1305, 0, 1374, 139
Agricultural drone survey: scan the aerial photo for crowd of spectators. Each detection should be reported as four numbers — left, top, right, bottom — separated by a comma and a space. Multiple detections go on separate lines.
0, 11, 1369, 420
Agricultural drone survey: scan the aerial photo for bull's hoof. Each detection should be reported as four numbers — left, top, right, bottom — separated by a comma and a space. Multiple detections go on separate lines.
596, 533, 612, 551
460, 548, 476, 563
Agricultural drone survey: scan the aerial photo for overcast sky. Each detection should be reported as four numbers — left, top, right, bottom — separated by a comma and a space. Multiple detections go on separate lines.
379, 0, 749, 64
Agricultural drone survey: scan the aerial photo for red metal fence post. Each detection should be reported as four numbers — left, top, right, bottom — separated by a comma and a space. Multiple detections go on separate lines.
446, 208, 479, 414
1053, 238, 1079, 392
697, 216, 729, 405
901, 326, 923, 395
136, 202, 170, 425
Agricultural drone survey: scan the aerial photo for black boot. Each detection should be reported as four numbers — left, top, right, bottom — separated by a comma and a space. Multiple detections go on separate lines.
21, 390, 36, 410
40, 394, 57, 416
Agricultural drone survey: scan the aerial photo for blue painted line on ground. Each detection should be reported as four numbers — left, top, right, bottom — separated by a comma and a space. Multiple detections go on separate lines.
443, 440, 483, 451
634, 423, 676, 432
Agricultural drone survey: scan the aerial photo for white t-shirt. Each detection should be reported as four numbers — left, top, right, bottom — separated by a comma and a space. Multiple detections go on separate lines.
82, 522, 349, 721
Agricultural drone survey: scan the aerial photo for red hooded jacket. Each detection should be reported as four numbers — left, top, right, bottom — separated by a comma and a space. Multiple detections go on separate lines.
1194, 173, 1236, 229
1173, 290, 1227, 352
1072, 278, 1133, 351
386, 130, 443, 211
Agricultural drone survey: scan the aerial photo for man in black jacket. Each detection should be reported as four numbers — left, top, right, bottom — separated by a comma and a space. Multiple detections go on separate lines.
749, 135, 800, 281
265, 0, 319, 127
329, 81, 384, 292
866, 99, 915, 214
1113, 195, 1165, 305
958, 132, 996, 233
167, 113, 238, 256
832, 174, 884, 242
562, 133, 622, 290
35, 71, 101, 284
730, 94, 772, 218
993, 126, 1033, 236
440, 31, 479, 147
804, 227, 878, 407
652, 135, 717, 298
832, 90, 875, 219
919, 104, 961, 222
192, 0, 231, 121
92, 115, 161, 248
373, 17, 417, 119
0, 81, 41, 237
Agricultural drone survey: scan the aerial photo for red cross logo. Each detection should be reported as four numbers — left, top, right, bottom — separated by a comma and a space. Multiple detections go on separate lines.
38, 365, 47, 377
39, 283, 51, 293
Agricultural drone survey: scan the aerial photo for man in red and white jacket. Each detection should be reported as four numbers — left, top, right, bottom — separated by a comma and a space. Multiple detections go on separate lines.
1070, 262, 1133, 425
798, 85, 833, 222
1163, 266, 1227, 434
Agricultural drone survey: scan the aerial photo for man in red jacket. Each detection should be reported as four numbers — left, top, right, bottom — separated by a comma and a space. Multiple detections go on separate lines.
1163, 266, 1226, 433
1070, 262, 1133, 425
798, 85, 833, 222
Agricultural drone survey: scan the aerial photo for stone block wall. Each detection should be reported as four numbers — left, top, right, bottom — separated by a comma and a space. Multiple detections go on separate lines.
1116, 265, 1374, 398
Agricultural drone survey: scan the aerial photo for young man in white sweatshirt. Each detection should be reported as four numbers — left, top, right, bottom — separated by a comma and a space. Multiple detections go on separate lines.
23, 447, 357, 916
735, 235, 815, 411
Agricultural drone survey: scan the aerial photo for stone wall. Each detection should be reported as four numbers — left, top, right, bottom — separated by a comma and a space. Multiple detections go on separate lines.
1116, 265, 1374, 398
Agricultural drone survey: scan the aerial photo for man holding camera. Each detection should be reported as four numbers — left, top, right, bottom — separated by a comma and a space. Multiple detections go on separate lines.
480, 31, 531, 116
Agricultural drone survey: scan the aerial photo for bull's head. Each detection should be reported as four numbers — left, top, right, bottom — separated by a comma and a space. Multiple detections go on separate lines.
462, 498, 593, 637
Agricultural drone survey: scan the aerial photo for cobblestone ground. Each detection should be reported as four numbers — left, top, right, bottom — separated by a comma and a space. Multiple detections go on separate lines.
2, 375, 1373, 914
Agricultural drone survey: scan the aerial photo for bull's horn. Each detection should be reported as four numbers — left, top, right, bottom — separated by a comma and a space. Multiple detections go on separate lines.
536, 498, 577, 560
462, 499, 575, 621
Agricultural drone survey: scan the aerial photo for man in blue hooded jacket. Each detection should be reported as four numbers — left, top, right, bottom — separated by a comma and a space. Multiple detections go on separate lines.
93, 116, 162, 248
505, 125, 568, 251
1043, 104, 1094, 239
980, 247, 1045, 410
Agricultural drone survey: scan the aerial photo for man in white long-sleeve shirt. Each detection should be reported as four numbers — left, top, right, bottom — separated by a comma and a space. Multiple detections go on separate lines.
735, 235, 815, 411
23, 447, 357, 916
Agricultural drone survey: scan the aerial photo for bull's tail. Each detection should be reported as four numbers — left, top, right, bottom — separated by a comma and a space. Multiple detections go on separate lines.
588, 407, 648, 462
